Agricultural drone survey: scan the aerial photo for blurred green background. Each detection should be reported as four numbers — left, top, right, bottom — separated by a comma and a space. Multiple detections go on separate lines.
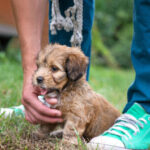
92, 0, 133, 69
0, 0, 133, 69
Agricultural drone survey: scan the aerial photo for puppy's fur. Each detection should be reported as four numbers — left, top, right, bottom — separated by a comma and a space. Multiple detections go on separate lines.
32, 44, 120, 144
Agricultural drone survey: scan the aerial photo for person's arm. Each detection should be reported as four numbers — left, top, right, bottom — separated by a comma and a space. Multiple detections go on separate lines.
11, 0, 62, 124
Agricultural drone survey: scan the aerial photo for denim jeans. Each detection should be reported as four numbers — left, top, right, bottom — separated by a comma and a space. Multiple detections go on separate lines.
124, 0, 150, 113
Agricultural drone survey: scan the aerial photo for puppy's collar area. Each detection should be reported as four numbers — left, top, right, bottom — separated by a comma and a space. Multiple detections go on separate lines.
37, 87, 60, 108
38, 89, 60, 109
38, 95, 51, 108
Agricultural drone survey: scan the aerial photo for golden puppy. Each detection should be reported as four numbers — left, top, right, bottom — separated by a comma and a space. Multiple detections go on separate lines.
32, 44, 120, 144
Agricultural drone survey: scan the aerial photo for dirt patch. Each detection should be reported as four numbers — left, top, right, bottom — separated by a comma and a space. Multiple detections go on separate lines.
0, 127, 86, 150
0, 116, 87, 150
0, 132, 81, 150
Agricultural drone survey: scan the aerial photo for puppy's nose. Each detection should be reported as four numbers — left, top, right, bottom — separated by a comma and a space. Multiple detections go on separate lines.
37, 76, 44, 84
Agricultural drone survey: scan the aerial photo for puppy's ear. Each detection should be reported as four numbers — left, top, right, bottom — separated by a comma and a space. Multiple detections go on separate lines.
65, 52, 88, 81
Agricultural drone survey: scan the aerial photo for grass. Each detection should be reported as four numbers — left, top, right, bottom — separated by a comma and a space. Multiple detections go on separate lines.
89, 66, 134, 112
0, 59, 134, 149
0, 61, 22, 107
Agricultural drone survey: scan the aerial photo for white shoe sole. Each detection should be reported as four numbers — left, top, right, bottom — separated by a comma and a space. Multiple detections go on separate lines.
87, 143, 130, 150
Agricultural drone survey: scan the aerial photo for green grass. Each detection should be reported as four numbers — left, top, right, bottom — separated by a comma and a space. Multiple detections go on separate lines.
0, 61, 23, 107
0, 59, 134, 149
90, 66, 134, 112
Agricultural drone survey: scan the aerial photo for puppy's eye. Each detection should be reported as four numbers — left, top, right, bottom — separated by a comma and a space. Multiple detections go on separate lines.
51, 66, 59, 72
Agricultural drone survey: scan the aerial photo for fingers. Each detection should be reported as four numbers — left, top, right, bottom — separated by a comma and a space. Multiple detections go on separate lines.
45, 97, 58, 105
22, 94, 61, 117
25, 110, 37, 124
22, 94, 63, 124
24, 104, 63, 124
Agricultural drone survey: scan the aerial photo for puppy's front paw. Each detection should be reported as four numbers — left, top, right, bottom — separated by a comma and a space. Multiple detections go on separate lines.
50, 129, 63, 138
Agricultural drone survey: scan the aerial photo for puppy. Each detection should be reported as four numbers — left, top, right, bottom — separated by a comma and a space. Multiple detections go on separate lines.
32, 44, 120, 144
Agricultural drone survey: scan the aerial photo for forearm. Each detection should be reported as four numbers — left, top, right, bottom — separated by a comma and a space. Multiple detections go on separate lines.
11, 0, 47, 74
10, 0, 62, 124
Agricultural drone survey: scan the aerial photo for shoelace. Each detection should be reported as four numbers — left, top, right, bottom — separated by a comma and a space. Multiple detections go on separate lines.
105, 114, 147, 140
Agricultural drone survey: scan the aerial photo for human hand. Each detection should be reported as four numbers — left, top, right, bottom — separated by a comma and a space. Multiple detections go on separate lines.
22, 70, 63, 124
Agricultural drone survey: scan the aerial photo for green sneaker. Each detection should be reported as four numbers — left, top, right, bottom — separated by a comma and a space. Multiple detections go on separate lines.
88, 103, 150, 150
0, 105, 25, 118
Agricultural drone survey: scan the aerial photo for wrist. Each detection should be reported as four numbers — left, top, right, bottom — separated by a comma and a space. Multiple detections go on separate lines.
23, 65, 36, 79
21, 46, 40, 75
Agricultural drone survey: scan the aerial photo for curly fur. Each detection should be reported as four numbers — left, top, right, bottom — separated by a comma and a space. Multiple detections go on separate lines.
32, 44, 120, 144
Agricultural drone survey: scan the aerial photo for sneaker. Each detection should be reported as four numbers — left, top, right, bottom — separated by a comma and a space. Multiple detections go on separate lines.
0, 105, 25, 118
0, 96, 45, 118
88, 103, 150, 150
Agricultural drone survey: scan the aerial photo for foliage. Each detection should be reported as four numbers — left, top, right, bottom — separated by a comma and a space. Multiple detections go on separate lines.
6, 38, 21, 63
111, 24, 133, 68
92, 0, 133, 68
92, 23, 118, 68
0, 52, 8, 63
1, 0, 133, 69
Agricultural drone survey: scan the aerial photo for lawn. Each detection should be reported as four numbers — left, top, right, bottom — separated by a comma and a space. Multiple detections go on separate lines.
0, 59, 134, 149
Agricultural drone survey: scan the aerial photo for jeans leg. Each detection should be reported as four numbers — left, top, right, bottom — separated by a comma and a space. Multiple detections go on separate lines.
48, 0, 95, 80
124, 0, 150, 113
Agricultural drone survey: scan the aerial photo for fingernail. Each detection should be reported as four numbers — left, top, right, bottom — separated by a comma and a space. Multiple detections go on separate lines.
56, 111, 62, 116
50, 99, 58, 104
57, 112, 62, 116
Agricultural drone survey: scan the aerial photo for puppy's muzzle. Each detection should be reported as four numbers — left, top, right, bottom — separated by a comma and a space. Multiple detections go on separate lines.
37, 76, 44, 84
